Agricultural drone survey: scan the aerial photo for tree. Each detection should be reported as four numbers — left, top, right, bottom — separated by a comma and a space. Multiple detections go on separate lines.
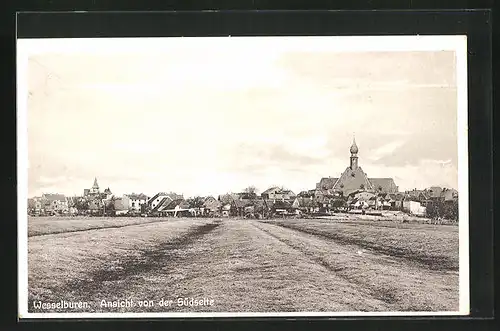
104, 196, 118, 215
426, 200, 458, 221
187, 196, 205, 209
219, 193, 234, 205
332, 198, 347, 209
74, 198, 90, 213
243, 186, 258, 195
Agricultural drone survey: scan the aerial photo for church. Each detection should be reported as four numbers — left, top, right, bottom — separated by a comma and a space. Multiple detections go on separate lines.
315, 138, 398, 197
83, 177, 112, 198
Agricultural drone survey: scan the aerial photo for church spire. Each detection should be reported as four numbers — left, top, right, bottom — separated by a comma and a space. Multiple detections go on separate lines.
350, 136, 359, 170
350, 134, 358, 155
92, 177, 99, 189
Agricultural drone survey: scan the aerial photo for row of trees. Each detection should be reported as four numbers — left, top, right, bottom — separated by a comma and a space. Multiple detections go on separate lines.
425, 200, 459, 221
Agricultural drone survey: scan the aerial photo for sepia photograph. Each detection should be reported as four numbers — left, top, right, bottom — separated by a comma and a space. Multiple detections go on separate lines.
17, 35, 469, 318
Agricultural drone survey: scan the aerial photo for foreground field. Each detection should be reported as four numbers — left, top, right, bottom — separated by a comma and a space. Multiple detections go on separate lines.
28, 216, 170, 237
27, 217, 460, 314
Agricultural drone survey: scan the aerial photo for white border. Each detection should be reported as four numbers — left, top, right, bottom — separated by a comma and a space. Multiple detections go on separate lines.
17, 35, 469, 319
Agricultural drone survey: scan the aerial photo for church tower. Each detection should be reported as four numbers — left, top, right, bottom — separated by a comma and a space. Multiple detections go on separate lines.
90, 177, 100, 194
350, 136, 359, 170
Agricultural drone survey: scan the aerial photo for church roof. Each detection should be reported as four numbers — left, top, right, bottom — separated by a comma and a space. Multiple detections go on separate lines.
332, 166, 373, 196
368, 178, 398, 193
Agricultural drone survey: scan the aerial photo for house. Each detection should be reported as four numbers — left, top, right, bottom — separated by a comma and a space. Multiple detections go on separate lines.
403, 200, 426, 216
393, 193, 405, 210
123, 193, 149, 212
442, 188, 458, 203
261, 187, 296, 201
348, 191, 377, 210
272, 200, 295, 214
230, 199, 250, 216
292, 197, 316, 214
202, 196, 222, 215
113, 198, 129, 216
405, 189, 430, 204
297, 190, 316, 198
41, 193, 68, 214
27, 198, 38, 215
426, 186, 445, 201
158, 199, 191, 217
148, 192, 183, 210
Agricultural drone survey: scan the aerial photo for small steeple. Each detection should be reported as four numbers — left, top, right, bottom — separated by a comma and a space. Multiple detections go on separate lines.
350, 135, 359, 170
92, 177, 99, 189
350, 134, 358, 155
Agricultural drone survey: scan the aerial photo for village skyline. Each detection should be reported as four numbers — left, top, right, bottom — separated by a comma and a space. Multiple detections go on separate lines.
24, 38, 459, 198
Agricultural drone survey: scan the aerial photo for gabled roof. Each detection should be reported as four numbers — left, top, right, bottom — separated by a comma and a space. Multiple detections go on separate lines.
316, 177, 339, 190
126, 193, 148, 200
203, 196, 221, 207
368, 178, 398, 193
161, 199, 189, 210
152, 196, 174, 212
148, 192, 182, 204
262, 186, 280, 195
442, 188, 458, 201
42, 193, 66, 202
427, 186, 444, 198
333, 166, 373, 195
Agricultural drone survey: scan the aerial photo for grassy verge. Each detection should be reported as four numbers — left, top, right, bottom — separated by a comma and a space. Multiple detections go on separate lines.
264, 218, 459, 271
28, 216, 175, 237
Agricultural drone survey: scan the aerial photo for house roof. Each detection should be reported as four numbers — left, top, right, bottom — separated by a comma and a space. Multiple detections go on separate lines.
148, 192, 182, 204
162, 199, 189, 210
104, 187, 112, 194
152, 196, 174, 211
262, 186, 280, 195
42, 193, 66, 202
442, 188, 458, 201
126, 193, 148, 200
427, 186, 444, 198
316, 177, 339, 190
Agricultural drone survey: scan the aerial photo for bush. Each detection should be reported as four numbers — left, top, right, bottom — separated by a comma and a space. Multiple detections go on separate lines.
426, 199, 458, 221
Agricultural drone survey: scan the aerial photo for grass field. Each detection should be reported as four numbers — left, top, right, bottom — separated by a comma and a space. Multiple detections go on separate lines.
26, 216, 460, 314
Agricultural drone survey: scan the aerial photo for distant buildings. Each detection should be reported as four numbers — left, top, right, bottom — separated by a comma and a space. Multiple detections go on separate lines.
28, 157, 458, 218
122, 193, 149, 212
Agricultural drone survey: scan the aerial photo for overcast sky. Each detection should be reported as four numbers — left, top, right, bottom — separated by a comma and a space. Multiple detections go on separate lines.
23, 38, 461, 198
